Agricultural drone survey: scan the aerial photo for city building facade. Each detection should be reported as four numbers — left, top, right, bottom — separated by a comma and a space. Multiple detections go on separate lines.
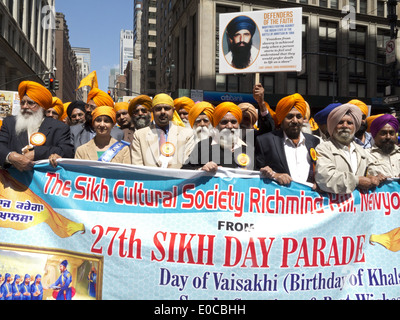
0, 0, 55, 91
55, 12, 80, 102
151, 0, 400, 112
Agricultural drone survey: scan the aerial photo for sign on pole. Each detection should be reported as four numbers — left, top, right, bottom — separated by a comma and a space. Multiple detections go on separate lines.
386, 39, 396, 64
219, 8, 303, 74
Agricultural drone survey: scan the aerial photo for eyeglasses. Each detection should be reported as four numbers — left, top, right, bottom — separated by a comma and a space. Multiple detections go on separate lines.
20, 100, 38, 108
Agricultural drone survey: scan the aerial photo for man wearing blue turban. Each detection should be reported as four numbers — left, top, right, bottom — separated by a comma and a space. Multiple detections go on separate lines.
50, 260, 73, 300
225, 15, 259, 69
0, 273, 12, 300
21, 274, 32, 300
31, 274, 43, 300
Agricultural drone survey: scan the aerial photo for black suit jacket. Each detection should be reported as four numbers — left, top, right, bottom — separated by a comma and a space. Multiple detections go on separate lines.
255, 130, 320, 180
0, 116, 74, 167
183, 137, 255, 170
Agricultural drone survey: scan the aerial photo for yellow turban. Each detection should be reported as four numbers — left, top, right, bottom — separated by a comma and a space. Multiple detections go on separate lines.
174, 97, 195, 112
188, 102, 215, 128
18, 81, 53, 110
348, 99, 369, 116
92, 106, 116, 126
212, 102, 243, 127
275, 93, 308, 125
114, 102, 129, 112
238, 103, 258, 126
87, 88, 114, 107
51, 97, 64, 116
128, 95, 153, 116
152, 93, 174, 108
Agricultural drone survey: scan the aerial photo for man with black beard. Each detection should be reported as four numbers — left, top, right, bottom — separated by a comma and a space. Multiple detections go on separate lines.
225, 16, 259, 69
315, 104, 384, 194
255, 94, 320, 187
367, 114, 400, 178
349, 99, 374, 148
0, 81, 74, 171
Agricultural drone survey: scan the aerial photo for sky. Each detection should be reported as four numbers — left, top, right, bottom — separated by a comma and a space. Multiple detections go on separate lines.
55, 0, 134, 92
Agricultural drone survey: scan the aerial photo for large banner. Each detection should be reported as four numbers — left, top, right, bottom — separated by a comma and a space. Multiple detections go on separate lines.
0, 160, 399, 300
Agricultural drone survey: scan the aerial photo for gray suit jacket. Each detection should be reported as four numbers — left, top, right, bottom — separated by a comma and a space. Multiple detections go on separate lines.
70, 123, 124, 150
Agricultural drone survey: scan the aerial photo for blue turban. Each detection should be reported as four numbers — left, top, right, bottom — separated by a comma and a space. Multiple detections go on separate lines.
314, 103, 342, 125
60, 260, 68, 267
227, 16, 256, 38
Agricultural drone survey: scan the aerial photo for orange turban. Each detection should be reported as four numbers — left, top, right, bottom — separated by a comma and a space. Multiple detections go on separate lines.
87, 88, 114, 107
61, 102, 71, 122
18, 81, 53, 110
188, 102, 215, 128
174, 97, 195, 112
275, 93, 308, 125
114, 102, 129, 112
51, 97, 64, 116
128, 95, 153, 116
348, 99, 369, 116
212, 102, 242, 127
238, 103, 258, 126
92, 106, 116, 126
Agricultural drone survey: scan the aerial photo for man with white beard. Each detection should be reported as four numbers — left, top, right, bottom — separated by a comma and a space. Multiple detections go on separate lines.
187, 101, 215, 142
315, 104, 384, 194
183, 102, 254, 171
0, 81, 74, 171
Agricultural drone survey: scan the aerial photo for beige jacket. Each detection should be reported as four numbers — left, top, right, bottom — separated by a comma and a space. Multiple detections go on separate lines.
75, 138, 131, 164
315, 139, 371, 194
368, 144, 400, 178
130, 122, 195, 169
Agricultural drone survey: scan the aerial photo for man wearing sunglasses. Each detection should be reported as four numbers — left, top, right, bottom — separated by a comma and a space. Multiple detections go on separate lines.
255, 93, 321, 187
0, 81, 74, 171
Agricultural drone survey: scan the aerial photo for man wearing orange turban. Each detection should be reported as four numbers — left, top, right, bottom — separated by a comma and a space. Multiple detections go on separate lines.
128, 95, 153, 132
275, 93, 308, 126
188, 102, 215, 141
255, 93, 321, 187
87, 88, 114, 108
348, 99, 373, 149
114, 102, 135, 143
174, 97, 195, 127
0, 81, 74, 171
46, 97, 64, 120
183, 101, 255, 171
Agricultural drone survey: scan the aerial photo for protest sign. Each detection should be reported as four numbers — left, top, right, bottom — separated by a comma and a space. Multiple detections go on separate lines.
219, 8, 303, 74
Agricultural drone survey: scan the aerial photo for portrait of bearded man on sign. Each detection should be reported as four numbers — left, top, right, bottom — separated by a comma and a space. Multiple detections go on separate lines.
224, 15, 260, 69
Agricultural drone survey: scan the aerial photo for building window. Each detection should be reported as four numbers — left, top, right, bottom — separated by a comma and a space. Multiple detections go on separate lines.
377, 0, 385, 17
319, 21, 338, 73
262, 75, 274, 94
349, 26, 366, 76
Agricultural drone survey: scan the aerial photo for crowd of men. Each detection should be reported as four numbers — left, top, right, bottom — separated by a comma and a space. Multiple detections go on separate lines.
0, 79, 399, 195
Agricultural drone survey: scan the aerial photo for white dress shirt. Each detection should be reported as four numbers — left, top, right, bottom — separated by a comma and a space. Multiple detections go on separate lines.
283, 132, 311, 184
